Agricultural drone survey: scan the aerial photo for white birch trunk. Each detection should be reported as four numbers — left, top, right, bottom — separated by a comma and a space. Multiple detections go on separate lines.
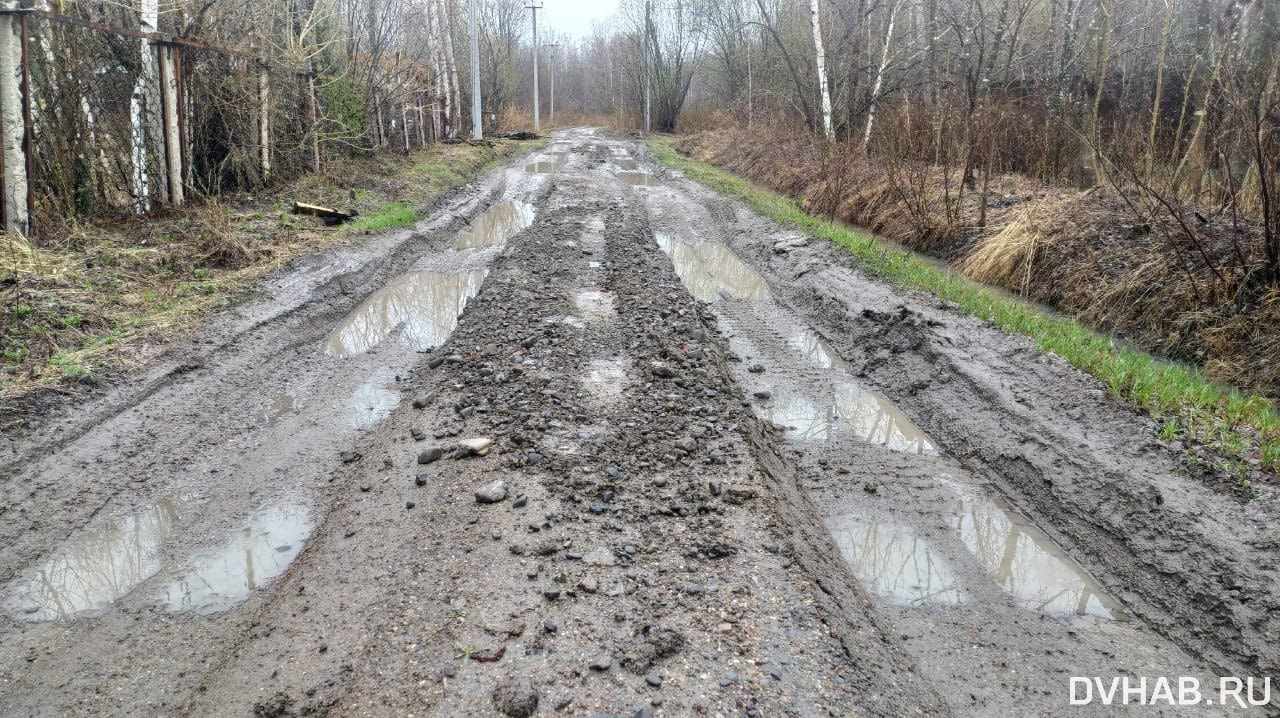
131, 0, 161, 212
441, 0, 462, 131
258, 65, 271, 179
809, 0, 835, 142
0, 5, 27, 234
863, 0, 899, 152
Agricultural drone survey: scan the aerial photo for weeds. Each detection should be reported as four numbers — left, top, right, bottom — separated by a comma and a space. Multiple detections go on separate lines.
652, 138, 1280, 481
348, 202, 418, 232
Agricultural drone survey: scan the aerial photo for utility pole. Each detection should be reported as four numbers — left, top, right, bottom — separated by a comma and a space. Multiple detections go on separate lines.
643, 0, 651, 133
469, 0, 482, 140
544, 43, 561, 126
526, 2, 542, 132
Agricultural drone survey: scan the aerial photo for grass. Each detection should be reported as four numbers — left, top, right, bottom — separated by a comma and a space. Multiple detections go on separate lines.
649, 138, 1280, 483
1, 138, 544, 404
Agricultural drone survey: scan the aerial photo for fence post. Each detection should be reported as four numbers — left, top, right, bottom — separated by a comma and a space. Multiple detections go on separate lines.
307, 70, 320, 173
159, 43, 183, 205
0, 6, 30, 236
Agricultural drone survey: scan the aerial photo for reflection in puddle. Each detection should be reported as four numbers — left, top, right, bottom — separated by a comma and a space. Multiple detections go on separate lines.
756, 391, 833, 441
573, 289, 615, 319
348, 380, 401, 429
618, 171, 656, 186
4, 500, 182, 620
160, 504, 312, 614
325, 269, 487, 357
787, 329, 849, 371
833, 383, 936, 455
828, 516, 962, 605
456, 199, 535, 249
950, 485, 1126, 620
655, 234, 768, 303
254, 394, 299, 424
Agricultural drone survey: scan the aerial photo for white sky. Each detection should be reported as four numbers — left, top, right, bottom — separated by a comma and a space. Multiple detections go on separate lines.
539, 0, 622, 43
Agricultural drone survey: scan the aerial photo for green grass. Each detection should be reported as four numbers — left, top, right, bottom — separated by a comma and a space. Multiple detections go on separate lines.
347, 201, 418, 232
650, 139, 1280, 481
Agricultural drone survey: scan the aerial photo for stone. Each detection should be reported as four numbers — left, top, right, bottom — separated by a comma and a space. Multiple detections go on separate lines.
475, 480, 508, 504
418, 448, 444, 464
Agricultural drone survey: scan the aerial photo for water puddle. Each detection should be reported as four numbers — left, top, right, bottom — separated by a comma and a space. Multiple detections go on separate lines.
756, 391, 834, 441
254, 394, 299, 424
654, 234, 768, 303
828, 516, 963, 606
948, 483, 1127, 620
787, 329, 850, 371
573, 289, 616, 320
833, 383, 937, 455
615, 158, 638, 171
159, 503, 312, 614
525, 160, 562, 174
582, 359, 627, 405
456, 200, 535, 249
347, 379, 401, 429
618, 171, 656, 187
325, 269, 488, 357
4, 499, 182, 620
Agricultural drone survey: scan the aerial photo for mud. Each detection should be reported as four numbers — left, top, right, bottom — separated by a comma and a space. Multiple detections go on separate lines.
1, 128, 1276, 717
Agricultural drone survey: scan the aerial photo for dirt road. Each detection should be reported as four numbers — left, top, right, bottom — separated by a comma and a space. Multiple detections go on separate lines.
2, 129, 1277, 717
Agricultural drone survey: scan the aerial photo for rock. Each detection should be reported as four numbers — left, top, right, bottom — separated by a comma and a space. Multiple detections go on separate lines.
405, 501, 416, 510
415, 473, 429, 487
358, 484, 371, 492
410, 428, 426, 441
588, 655, 613, 671
476, 480, 508, 504
644, 673, 662, 688
339, 451, 361, 464
513, 494, 528, 508
752, 390, 772, 400
673, 437, 697, 453
427, 357, 446, 370
492, 677, 539, 718
543, 619, 558, 633
747, 364, 765, 373
412, 393, 436, 409
578, 576, 599, 593
553, 697, 574, 711
455, 437, 493, 458
418, 447, 444, 464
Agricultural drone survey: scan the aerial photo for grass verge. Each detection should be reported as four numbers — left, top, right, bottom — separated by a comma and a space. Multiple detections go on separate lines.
1, 139, 544, 409
649, 138, 1279, 486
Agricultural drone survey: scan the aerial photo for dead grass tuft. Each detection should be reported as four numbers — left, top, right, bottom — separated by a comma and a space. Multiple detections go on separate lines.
961, 208, 1054, 296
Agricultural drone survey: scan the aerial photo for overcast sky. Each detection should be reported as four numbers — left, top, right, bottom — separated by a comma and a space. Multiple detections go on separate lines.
538, 0, 622, 42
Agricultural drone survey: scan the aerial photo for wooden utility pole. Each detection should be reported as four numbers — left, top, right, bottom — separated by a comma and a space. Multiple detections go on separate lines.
526, 2, 542, 132
469, 0, 482, 140
544, 42, 560, 125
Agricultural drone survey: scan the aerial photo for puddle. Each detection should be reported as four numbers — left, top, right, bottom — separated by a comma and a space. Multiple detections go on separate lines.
325, 269, 488, 357
525, 161, 559, 174
582, 359, 627, 404
4, 499, 182, 620
654, 234, 768, 303
456, 199, 535, 249
573, 289, 616, 319
787, 329, 850, 371
160, 503, 312, 614
756, 391, 834, 442
254, 394, 299, 424
618, 171, 656, 186
949, 484, 1127, 620
828, 516, 963, 605
347, 379, 401, 429
833, 383, 937, 455
615, 158, 638, 170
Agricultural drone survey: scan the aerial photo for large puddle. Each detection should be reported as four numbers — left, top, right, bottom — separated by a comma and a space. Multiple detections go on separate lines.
325, 269, 488, 357
753, 382, 935, 453
786, 329, 850, 371
159, 503, 312, 614
948, 483, 1127, 620
4, 499, 182, 620
828, 516, 963, 605
455, 199, 535, 249
655, 234, 768, 303
618, 171, 656, 187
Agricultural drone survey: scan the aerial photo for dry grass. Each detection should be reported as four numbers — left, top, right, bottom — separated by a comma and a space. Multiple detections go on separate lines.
1, 139, 535, 404
962, 209, 1055, 296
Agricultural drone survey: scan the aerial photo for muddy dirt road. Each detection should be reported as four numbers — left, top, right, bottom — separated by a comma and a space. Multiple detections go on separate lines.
2, 129, 1277, 717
